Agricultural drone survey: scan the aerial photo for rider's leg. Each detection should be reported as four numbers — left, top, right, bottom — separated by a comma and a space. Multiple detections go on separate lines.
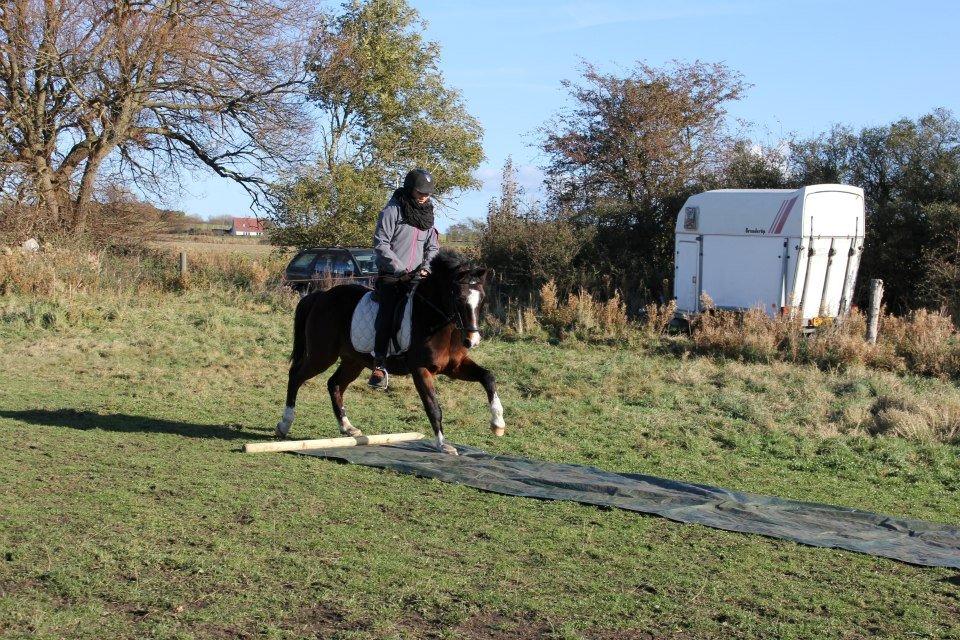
369, 279, 399, 389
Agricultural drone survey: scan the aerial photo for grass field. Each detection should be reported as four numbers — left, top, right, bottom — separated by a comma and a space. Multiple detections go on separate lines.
154, 234, 280, 257
1, 288, 959, 639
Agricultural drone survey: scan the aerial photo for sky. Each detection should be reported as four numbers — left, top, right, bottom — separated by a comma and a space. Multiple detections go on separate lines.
171, 0, 960, 231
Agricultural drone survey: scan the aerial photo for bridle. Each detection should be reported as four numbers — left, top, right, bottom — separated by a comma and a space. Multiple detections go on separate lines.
413, 281, 481, 337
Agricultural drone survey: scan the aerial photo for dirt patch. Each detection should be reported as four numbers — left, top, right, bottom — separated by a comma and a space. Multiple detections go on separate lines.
399, 610, 691, 640
451, 611, 552, 639
395, 609, 550, 639
279, 601, 373, 638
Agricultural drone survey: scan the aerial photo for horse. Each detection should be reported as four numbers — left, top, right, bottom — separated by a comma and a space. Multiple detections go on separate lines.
274, 249, 505, 455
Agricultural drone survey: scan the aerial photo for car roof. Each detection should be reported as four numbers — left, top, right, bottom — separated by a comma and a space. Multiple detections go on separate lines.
299, 247, 373, 252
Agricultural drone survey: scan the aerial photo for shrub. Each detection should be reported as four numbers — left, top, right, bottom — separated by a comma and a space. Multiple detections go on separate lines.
641, 300, 677, 337
0, 247, 104, 296
881, 309, 960, 377
689, 305, 799, 363
537, 280, 631, 342
0, 243, 291, 300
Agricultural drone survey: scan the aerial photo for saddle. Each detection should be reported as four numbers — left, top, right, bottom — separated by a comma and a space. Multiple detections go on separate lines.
350, 289, 414, 356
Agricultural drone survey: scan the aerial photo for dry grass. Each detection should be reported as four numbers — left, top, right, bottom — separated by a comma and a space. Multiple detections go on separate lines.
489, 280, 960, 388
831, 376, 960, 444
641, 299, 677, 337
0, 243, 295, 311
881, 308, 960, 377
537, 280, 631, 341
0, 246, 106, 296
155, 235, 278, 255
686, 304, 960, 380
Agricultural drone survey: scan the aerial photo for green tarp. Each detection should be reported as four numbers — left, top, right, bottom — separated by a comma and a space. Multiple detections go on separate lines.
297, 440, 960, 569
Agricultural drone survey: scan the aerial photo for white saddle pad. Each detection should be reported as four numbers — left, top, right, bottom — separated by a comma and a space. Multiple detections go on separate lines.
350, 291, 413, 356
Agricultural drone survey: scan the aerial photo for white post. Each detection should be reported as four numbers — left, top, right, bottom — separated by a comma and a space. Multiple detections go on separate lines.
866, 279, 883, 344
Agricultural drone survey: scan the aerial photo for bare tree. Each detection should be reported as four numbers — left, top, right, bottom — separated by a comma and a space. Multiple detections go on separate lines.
0, 0, 315, 235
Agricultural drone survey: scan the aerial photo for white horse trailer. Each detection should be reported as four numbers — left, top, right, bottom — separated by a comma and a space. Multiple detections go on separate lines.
673, 184, 865, 324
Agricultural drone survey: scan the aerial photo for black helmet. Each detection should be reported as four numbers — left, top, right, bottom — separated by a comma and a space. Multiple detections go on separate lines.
403, 168, 435, 195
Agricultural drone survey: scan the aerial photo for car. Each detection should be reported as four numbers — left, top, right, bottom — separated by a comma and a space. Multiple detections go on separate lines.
283, 247, 378, 293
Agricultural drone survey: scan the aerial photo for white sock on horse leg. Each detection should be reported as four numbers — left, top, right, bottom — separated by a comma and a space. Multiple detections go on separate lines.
490, 393, 505, 428
276, 405, 295, 436
339, 415, 361, 436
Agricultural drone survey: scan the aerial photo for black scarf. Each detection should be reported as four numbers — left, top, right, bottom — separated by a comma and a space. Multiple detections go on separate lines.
392, 188, 434, 231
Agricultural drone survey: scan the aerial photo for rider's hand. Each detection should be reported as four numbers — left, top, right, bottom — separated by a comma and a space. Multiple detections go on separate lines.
418, 268, 429, 278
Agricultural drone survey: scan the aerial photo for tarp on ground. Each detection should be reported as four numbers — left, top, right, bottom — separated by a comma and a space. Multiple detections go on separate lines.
296, 440, 960, 569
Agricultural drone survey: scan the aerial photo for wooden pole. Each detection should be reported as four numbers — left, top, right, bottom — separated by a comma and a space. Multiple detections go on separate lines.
179, 251, 188, 277
866, 279, 884, 344
244, 431, 424, 454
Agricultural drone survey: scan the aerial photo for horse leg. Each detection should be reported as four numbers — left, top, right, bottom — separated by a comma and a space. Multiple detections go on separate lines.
411, 366, 457, 455
327, 360, 365, 437
448, 356, 505, 436
276, 353, 336, 438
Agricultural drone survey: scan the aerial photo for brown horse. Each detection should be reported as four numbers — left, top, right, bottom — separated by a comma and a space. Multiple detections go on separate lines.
275, 250, 505, 454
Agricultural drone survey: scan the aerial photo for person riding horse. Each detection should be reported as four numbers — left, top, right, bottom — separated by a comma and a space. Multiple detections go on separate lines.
368, 168, 440, 390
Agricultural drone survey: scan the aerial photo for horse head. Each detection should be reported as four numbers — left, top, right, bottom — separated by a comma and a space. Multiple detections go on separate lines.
427, 250, 489, 349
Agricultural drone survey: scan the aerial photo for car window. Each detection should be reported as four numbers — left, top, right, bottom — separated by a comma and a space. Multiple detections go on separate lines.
350, 250, 377, 275
314, 251, 355, 277
288, 251, 318, 271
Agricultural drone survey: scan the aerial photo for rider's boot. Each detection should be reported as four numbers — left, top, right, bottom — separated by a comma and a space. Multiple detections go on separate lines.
368, 357, 389, 391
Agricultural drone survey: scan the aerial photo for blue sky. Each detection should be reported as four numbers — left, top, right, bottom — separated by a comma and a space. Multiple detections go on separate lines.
172, 0, 960, 231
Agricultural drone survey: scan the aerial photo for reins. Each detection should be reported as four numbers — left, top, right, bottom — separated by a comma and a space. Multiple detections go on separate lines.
411, 281, 479, 337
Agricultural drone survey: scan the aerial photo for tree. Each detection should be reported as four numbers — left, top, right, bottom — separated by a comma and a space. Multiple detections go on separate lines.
921, 202, 960, 320
480, 157, 588, 297
718, 140, 790, 189
539, 60, 746, 303
268, 0, 483, 248
443, 220, 483, 245
0, 0, 314, 237
789, 109, 960, 313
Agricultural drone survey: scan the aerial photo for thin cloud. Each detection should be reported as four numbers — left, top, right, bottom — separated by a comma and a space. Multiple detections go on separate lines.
474, 162, 546, 196
546, 0, 758, 33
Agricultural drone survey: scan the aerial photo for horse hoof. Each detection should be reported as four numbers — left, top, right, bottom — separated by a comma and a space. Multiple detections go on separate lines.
439, 443, 459, 456
340, 425, 363, 437
490, 424, 505, 437
274, 424, 290, 439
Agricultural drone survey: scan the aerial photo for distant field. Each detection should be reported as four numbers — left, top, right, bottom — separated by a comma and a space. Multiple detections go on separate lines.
1, 286, 958, 639
155, 234, 283, 256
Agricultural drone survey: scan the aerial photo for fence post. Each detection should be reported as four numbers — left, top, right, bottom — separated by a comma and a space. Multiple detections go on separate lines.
866, 279, 883, 344
179, 251, 188, 278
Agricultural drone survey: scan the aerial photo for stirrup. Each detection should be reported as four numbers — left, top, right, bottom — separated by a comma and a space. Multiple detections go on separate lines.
368, 366, 389, 391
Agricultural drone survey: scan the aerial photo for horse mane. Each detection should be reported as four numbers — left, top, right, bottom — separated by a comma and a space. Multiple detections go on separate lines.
429, 249, 471, 278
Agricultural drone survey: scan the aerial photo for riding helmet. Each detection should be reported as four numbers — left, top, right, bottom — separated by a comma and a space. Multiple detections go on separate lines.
403, 168, 436, 195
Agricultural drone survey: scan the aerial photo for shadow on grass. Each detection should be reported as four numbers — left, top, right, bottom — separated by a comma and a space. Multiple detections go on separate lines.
0, 408, 271, 441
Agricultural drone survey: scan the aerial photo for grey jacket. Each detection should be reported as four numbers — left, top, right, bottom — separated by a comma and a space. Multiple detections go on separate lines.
373, 197, 440, 275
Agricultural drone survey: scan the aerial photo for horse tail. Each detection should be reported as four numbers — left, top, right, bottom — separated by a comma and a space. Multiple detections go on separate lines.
290, 291, 317, 363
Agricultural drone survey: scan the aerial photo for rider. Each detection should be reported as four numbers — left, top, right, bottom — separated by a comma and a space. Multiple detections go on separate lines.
368, 168, 440, 390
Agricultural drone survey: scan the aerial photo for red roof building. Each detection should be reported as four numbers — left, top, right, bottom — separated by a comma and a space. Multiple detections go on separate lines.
229, 217, 265, 236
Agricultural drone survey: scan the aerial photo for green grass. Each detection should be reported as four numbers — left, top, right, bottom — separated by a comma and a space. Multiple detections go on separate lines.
1, 289, 959, 639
